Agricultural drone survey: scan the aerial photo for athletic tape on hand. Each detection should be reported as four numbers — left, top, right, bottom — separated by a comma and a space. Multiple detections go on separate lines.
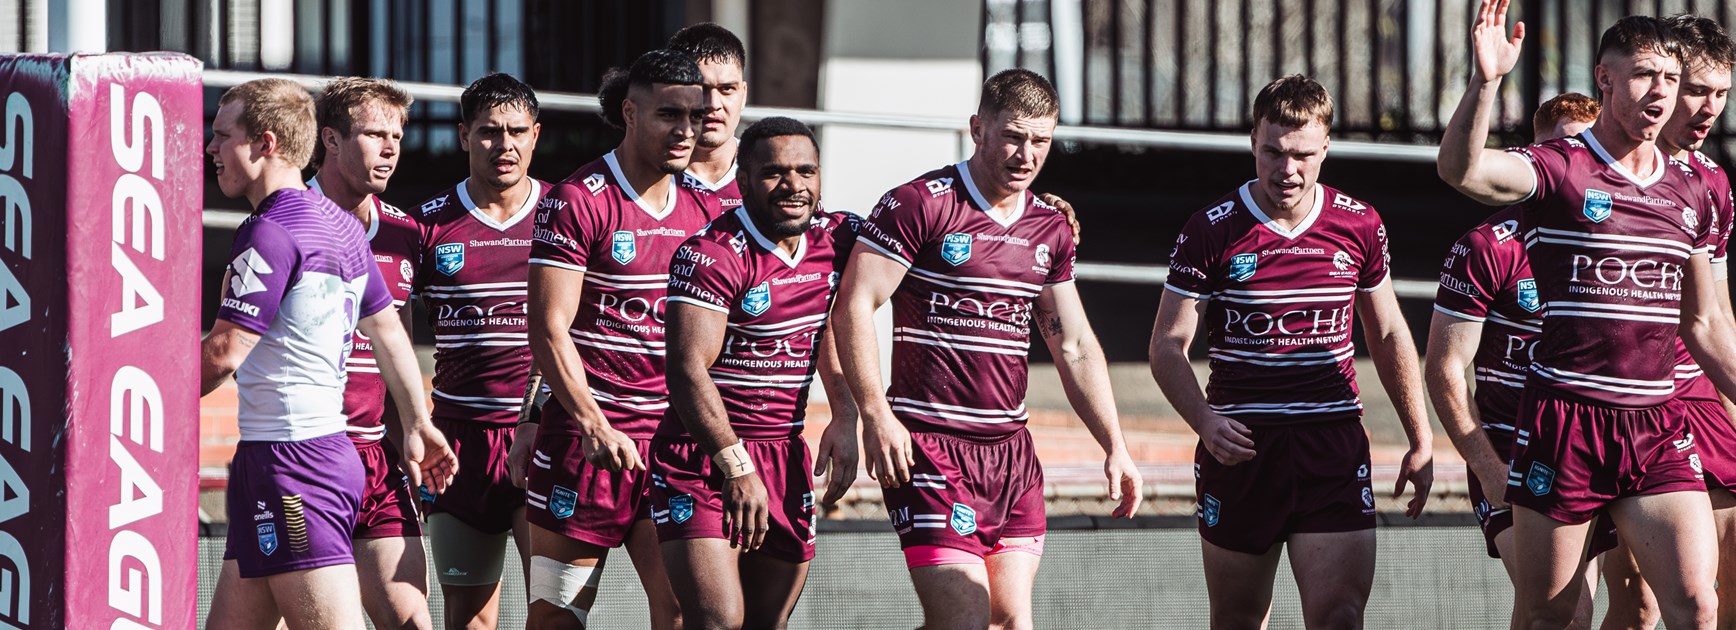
713, 442, 756, 479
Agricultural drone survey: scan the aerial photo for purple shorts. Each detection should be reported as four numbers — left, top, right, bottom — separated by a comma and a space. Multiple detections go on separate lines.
649, 437, 816, 563
1467, 428, 1619, 559
883, 428, 1045, 557
1681, 398, 1736, 491
1507, 390, 1704, 524
524, 431, 654, 548
353, 438, 422, 538
427, 420, 524, 534
1195, 420, 1375, 554
224, 432, 364, 578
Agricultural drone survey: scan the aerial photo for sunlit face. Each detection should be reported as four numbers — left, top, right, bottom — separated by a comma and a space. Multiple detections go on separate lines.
1250, 119, 1330, 212
967, 109, 1056, 197
695, 59, 746, 150
1661, 58, 1732, 153
320, 101, 403, 196
1596, 49, 1682, 143
207, 101, 263, 200
623, 82, 705, 175
741, 134, 820, 238
460, 103, 540, 191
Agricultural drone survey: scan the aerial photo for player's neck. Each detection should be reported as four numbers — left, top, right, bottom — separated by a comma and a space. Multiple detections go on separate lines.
745, 208, 802, 256
1251, 181, 1315, 229
467, 175, 534, 224
1587, 119, 1662, 179
964, 158, 1023, 218
313, 169, 375, 229
617, 144, 675, 206
1658, 139, 1691, 162
688, 137, 737, 183
247, 167, 310, 210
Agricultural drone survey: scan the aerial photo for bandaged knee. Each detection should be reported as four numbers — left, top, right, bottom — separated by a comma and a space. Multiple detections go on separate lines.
527, 555, 602, 623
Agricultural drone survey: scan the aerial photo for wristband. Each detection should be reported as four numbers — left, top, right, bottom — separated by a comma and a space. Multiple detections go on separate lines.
517, 374, 546, 425
712, 442, 756, 479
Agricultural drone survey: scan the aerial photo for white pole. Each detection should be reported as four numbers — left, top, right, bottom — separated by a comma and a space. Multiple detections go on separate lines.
48, 0, 106, 53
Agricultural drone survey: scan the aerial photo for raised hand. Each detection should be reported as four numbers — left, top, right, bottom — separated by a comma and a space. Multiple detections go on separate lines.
1472, 0, 1526, 83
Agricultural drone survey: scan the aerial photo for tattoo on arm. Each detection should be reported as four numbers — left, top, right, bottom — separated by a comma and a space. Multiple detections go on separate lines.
1035, 304, 1064, 338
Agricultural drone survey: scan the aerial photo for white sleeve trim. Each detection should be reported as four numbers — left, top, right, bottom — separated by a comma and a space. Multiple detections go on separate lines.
858, 238, 913, 268
1164, 283, 1210, 300
666, 295, 731, 313
529, 258, 587, 273
1713, 259, 1728, 281
1433, 304, 1487, 322
1043, 278, 1077, 287
1512, 151, 1540, 203
1358, 272, 1391, 292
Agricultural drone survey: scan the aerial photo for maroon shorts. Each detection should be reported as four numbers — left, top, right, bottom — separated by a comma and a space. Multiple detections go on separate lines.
1681, 398, 1736, 491
883, 428, 1045, 557
353, 438, 422, 538
648, 437, 816, 563
1466, 429, 1619, 559
1195, 420, 1375, 554
427, 420, 524, 535
1507, 390, 1704, 524
524, 431, 654, 548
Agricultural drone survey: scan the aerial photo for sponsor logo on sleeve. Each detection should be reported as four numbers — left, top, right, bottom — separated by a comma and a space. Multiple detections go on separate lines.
583, 173, 606, 194
926, 177, 955, 196
1334, 193, 1367, 212
1583, 189, 1613, 223
419, 195, 450, 216
1206, 201, 1235, 223
612, 231, 637, 264
941, 233, 973, 266
228, 247, 273, 297
1491, 219, 1518, 242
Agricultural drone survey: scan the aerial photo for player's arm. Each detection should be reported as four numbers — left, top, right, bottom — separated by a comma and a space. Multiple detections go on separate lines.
1437, 0, 1536, 205
1422, 312, 1507, 510
507, 366, 544, 488
200, 318, 260, 396
1036, 282, 1142, 517
1356, 282, 1434, 518
833, 242, 915, 487
1680, 253, 1736, 401
527, 264, 643, 472
1148, 289, 1255, 465
1038, 192, 1081, 245
665, 300, 770, 550
358, 304, 457, 495
813, 325, 861, 505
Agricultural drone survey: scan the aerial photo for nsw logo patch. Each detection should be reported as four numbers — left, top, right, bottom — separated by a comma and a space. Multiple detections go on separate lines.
941, 233, 972, 266
1228, 253, 1258, 282
1516, 278, 1540, 312
1583, 189, 1613, 223
742, 281, 772, 316
949, 502, 977, 535
1201, 494, 1221, 527
549, 485, 578, 519
256, 523, 278, 555
670, 494, 695, 524
1526, 462, 1556, 496
434, 243, 465, 276
612, 230, 637, 264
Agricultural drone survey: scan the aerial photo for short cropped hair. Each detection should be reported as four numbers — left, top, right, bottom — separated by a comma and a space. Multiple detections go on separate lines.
669, 23, 746, 70
1666, 14, 1736, 72
462, 72, 539, 125
977, 68, 1059, 119
597, 49, 704, 129
313, 77, 411, 166
218, 78, 317, 169
1251, 74, 1334, 130
738, 116, 817, 173
1596, 15, 1685, 67
1533, 92, 1600, 134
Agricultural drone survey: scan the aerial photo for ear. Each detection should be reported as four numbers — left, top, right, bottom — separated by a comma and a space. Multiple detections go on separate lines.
622, 97, 638, 132
530, 121, 542, 145
457, 123, 471, 153
256, 129, 281, 159
320, 127, 341, 155
968, 113, 983, 145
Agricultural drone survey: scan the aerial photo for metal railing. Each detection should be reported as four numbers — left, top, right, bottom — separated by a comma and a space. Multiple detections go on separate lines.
201, 69, 1446, 299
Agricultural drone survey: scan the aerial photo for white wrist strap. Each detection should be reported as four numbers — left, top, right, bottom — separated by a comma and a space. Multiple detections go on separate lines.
713, 442, 756, 479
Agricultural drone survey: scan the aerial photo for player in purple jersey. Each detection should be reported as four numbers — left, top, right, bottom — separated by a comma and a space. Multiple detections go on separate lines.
413, 72, 546, 630
524, 50, 716, 629
1439, 4, 1736, 627
1600, 15, 1736, 630
1427, 94, 1600, 628
671, 23, 746, 204
308, 76, 437, 630
1150, 75, 1434, 629
199, 78, 455, 630
657, 117, 861, 629
835, 69, 1142, 630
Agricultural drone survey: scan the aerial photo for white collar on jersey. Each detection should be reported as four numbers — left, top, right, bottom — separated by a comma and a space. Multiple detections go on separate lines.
306, 176, 382, 240
684, 156, 738, 191
604, 150, 679, 221
733, 206, 808, 268
1238, 179, 1325, 240
955, 160, 1026, 228
1580, 128, 1668, 189
456, 177, 543, 232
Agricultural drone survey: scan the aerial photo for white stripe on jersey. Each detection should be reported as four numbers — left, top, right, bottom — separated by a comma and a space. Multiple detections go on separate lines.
589, 388, 671, 411
418, 289, 528, 299
667, 296, 730, 313
1531, 364, 1676, 396
859, 238, 913, 268
435, 332, 529, 341
1525, 227, 1693, 258
1164, 284, 1211, 300
889, 397, 1027, 419
1487, 312, 1542, 333
1541, 302, 1681, 325
1474, 366, 1527, 388
1220, 286, 1358, 297
1207, 346, 1354, 367
570, 330, 665, 355
1215, 287, 1357, 305
893, 327, 1028, 348
528, 258, 586, 272
728, 312, 829, 334
709, 373, 816, 389
432, 390, 524, 411
588, 271, 671, 290
1209, 399, 1363, 415
1433, 305, 1486, 323
894, 333, 1029, 357
346, 425, 387, 441
908, 267, 1042, 298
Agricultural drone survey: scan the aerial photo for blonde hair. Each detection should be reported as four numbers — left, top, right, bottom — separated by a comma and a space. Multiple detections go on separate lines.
217, 78, 317, 168
1251, 74, 1334, 130
313, 77, 412, 166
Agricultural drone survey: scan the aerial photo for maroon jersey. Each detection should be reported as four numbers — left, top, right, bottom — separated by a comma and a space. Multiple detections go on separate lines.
1165, 181, 1390, 427
1674, 151, 1736, 403
412, 179, 548, 426
682, 162, 741, 210
1433, 206, 1541, 431
311, 178, 420, 444
1510, 131, 1715, 407
530, 151, 723, 438
659, 208, 860, 440
858, 163, 1077, 439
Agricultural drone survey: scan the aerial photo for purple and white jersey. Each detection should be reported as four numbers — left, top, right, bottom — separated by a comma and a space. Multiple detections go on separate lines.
1674, 151, 1736, 403
530, 151, 723, 438
1509, 130, 1715, 407
216, 188, 393, 442
858, 162, 1077, 439
414, 178, 547, 426
1433, 206, 1540, 431
1165, 181, 1390, 427
683, 161, 741, 210
306, 180, 421, 443
660, 207, 860, 440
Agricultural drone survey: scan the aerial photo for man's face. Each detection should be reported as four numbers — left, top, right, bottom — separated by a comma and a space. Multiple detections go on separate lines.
741, 135, 820, 238
460, 104, 540, 190
1250, 119, 1330, 212
1662, 59, 1732, 152
624, 82, 704, 175
1596, 49, 1682, 143
967, 109, 1057, 196
321, 101, 403, 196
207, 101, 261, 200
695, 59, 746, 151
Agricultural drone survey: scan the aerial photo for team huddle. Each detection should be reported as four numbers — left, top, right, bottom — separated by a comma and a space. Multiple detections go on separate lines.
194, 3, 1736, 629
